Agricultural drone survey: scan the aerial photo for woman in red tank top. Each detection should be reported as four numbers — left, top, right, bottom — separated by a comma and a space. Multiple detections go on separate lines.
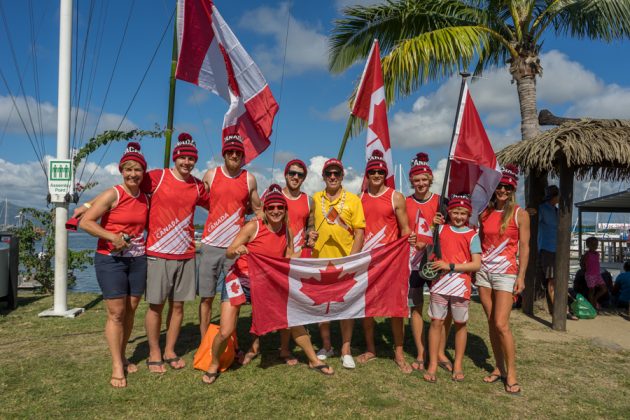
478, 165, 530, 395
202, 185, 335, 384
80, 143, 149, 389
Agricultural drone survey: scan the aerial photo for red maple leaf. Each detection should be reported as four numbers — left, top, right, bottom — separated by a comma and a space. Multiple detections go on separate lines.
367, 100, 391, 147
299, 262, 357, 314
230, 281, 241, 294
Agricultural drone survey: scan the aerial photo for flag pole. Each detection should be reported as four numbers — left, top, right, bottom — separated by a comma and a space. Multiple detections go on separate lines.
337, 116, 353, 160
163, 5, 178, 168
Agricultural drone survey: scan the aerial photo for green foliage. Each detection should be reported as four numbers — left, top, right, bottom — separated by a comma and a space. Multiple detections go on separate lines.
10, 208, 93, 293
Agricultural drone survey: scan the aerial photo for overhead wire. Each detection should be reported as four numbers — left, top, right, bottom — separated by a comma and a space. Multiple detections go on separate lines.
27, 0, 45, 153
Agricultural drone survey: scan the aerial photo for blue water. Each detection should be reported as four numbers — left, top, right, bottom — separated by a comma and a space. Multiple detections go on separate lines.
67, 231, 99, 293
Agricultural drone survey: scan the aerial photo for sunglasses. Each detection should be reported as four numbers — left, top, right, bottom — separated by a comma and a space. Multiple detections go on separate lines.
324, 170, 342, 178
367, 169, 386, 176
496, 184, 514, 191
287, 170, 306, 179
225, 150, 243, 156
265, 205, 286, 211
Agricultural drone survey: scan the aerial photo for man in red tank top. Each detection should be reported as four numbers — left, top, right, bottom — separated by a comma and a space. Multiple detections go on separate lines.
358, 151, 414, 373
198, 135, 262, 342
279, 159, 314, 365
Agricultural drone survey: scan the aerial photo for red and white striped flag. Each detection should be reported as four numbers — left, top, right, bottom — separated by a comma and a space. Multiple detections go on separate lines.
447, 81, 501, 223
351, 39, 395, 189
248, 236, 410, 335
176, 0, 279, 164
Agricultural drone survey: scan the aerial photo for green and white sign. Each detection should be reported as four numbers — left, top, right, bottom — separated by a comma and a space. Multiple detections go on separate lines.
48, 159, 74, 202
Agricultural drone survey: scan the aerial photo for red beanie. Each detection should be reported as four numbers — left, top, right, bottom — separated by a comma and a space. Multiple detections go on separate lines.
284, 159, 307, 177
172, 132, 198, 162
409, 152, 432, 177
119, 142, 147, 172
365, 150, 388, 175
447, 193, 472, 213
262, 183, 287, 208
322, 158, 344, 175
222, 134, 245, 156
500, 164, 519, 188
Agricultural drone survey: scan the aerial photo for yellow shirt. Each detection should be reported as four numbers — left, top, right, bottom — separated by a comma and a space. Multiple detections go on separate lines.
312, 188, 365, 258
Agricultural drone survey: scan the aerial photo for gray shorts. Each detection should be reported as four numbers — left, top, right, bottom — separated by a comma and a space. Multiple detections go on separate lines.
198, 244, 234, 298
146, 256, 196, 304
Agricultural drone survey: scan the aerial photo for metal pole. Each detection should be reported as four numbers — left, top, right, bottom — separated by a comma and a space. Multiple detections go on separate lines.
163, 9, 178, 168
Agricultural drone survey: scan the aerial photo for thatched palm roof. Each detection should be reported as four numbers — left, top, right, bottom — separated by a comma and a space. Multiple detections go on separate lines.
497, 119, 630, 180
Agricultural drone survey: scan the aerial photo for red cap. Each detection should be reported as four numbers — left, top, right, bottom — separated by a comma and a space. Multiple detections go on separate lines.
222, 134, 245, 156
500, 164, 519, 188
447, 193, 472, 213
409, 152, 432, 177
322, 158, 344, 175
262, 183, 287, 208
284, 159, 307, 177
119, 142, 147, 172
365, 150, 388, 175
172, 133, 198, 162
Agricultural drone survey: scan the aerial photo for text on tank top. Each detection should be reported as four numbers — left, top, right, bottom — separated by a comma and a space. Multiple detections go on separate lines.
361, 187, 399, 251
430, 225, 478, 299
145, 169, 201, 259
202, 166, 250, 248
233, 219, 288, 287
480, 207, 520, 274
284, 191, 309, 251
97, 185, 149, 257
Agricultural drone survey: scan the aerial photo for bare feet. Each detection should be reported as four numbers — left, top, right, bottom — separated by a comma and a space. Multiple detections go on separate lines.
423, 370, 437, 383
411, 358, 425, 372
123, 359, 138, 374
239, 351, 260, 366
451, 371, 465, 382
110, 376, 127, 388
483, 369, 505, 383
357, 352, 377, 363
163, 355, 185, 370
279, 351, 299, 366
394, 358, 412, 374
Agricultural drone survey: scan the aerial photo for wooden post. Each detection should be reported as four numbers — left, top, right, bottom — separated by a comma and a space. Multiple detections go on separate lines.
522, 171, 547, 315
552, 158, 573, 331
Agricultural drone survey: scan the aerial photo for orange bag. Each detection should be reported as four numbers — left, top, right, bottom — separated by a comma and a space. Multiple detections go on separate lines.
193, 323, 238, 372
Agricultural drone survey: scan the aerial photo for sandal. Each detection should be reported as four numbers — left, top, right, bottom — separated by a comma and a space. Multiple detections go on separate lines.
202, 371, 220, 385
411, 359, 425, 372
505, 382, 522, 395
280, 353, 299, 366
483, 373, 505, 383
451, 371, 465, 382
110, 376, 127, 388
163, 356, 185, 370
423, 372, 437, 383
438, 360, 453, 373
310, 363, 334, 376
357, 352, 377, 363
145, 359, 166, 374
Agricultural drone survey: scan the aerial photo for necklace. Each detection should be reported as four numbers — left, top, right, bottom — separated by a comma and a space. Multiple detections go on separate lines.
321, 189, 345, 223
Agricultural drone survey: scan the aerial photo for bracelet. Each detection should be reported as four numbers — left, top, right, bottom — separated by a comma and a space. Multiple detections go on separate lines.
83, 202, 92, 209
449, 263, 455, 272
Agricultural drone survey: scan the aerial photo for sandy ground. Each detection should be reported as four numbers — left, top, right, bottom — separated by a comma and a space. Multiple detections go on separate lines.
518, 304, 630, 351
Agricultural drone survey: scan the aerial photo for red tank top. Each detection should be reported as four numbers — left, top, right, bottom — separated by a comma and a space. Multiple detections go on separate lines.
144, 169, 205, 260
97, 185, 149, 257
406, 193, 440, 232
480, 206, 520, 274
284, 191, 309, 251
430, 225, 478, 299
361, 187, 399, 251
233, 219, 287, 287
202, 167, 250, 248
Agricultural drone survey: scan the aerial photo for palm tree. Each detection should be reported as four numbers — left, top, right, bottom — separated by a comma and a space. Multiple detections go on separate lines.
330, 0, 630, 143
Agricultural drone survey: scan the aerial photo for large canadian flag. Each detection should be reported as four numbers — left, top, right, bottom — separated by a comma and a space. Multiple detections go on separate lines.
351, 39, 395, 189
447, 81, 501, 224
175, 0, 279, 164
248, 237, 410, 336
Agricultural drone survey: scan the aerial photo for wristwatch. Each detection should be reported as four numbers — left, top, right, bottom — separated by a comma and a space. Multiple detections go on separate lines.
449, 263, 455, 272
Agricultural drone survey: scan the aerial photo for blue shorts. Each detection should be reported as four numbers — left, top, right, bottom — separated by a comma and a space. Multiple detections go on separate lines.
94, 253, 147, 299
220, 279, 251, 304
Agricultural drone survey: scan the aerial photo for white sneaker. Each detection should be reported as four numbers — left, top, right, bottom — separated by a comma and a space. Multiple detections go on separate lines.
341, 354, 356, 369
316, 347, 334, 361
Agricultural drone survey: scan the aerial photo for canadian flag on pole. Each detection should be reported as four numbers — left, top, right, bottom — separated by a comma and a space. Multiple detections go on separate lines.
351, 39, 395, 189
175, 0, 279, 164
248, 237, 410, 335
447, 81, 501, 223
410, 210, 433, 269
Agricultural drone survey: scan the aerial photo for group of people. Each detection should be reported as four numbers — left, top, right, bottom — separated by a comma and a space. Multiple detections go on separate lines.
77, 133, 529, 395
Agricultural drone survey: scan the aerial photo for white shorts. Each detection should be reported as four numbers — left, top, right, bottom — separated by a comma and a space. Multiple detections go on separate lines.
428, 293, 469, 324
476, 271, 516, 293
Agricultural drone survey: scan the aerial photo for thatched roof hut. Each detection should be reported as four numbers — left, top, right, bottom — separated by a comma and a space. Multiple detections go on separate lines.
497, 119, 630, 180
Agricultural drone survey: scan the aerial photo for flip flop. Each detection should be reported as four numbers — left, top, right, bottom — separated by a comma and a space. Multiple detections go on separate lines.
357, 352, 377, 363
145, 359, 166, 374
505, 382, 522, 395
483, 373, 505, 384
411, 359, 425, 372
110, 376, 127, 388
423, 372, 437, 384
202, 371, 220, 385
451, 371, 465, 382
163, 356, 185, 370
438, 360, 453, 373
310, 363, 334, 376
280, 354, 299, 366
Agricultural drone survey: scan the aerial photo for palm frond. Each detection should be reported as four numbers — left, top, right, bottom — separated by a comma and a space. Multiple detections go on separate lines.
549, 0, 630, 41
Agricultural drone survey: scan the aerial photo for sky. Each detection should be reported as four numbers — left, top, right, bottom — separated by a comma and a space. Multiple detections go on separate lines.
1, 0, 630, 225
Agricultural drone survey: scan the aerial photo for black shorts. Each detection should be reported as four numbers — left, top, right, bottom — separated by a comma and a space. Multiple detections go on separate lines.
539, 249, 556, 282
408, 270, 429, 307
95, 253, 147, 299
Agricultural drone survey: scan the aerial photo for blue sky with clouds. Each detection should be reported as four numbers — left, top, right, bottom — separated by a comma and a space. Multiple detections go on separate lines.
1, 0, 630, 226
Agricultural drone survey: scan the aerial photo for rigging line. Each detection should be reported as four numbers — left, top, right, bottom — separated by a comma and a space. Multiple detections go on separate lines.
77, 0, 136, 185
0, 0, 41, 155
270, 0, 292, 174
71, 0, 79, 150
78, 8, 175, 197
28, 0, 45, 153
71, 0, 96, 153
78, 0, 108, 151
0, 105, 13, 147
0, 67, 47, 177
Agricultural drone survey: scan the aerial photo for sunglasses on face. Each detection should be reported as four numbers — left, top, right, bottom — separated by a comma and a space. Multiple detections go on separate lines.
265, 205, 286, 211
287, 170, 306, 179
225, 150, 243, 157
496, 184, 514, 191
324, 170, 342, 178
367, 169, 386, 176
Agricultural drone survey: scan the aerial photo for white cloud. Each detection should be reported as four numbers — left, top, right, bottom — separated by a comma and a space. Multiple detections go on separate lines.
186, 90, 209, 105
239, 4, 328, 81
312, 101, 350, 121
537, 50, 603, 104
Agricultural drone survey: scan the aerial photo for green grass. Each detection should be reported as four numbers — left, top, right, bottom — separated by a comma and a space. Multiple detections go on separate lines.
1, 293, 628, 419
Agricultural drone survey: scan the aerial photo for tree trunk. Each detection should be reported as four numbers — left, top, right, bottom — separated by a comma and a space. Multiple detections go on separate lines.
552, 158, 573, 331
513, 65, 543, 315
